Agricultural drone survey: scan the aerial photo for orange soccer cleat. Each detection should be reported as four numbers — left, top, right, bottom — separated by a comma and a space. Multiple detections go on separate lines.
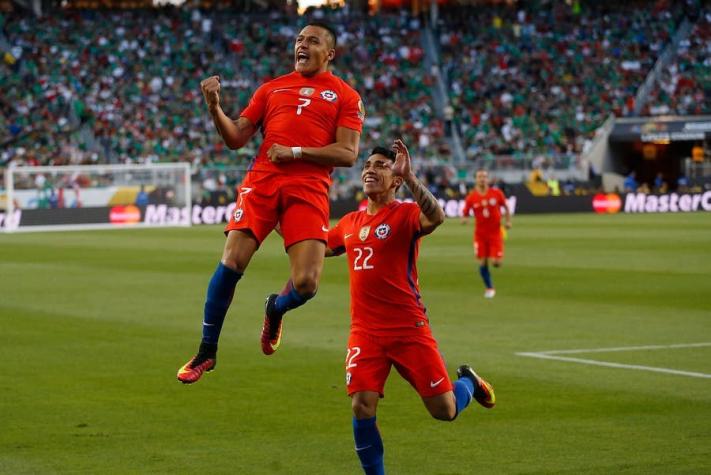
457, 364, 496, 409
177, 355, 216, 384
260, 294, 284, 355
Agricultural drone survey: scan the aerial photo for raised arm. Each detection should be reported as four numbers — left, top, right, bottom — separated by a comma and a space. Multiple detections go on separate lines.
267, 126, 360, 168
392, 139, 445, 235
202, 76, 257, 150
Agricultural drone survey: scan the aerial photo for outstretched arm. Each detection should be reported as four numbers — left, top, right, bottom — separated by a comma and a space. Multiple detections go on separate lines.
392, 139, 445, 235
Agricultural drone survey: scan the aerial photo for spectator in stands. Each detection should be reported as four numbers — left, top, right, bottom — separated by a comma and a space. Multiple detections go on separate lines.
624, 171, 639, 192
135, 185, 149, 207
654, 172, 666, 192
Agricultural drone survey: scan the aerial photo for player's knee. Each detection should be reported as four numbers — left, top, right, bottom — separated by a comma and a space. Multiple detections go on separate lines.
492, 260, 501, 268
221, 256, 243, 272
222, 233, 257, 272
292, 272, 320, 297
352, 399, 377, 419
429, 405, 457, 422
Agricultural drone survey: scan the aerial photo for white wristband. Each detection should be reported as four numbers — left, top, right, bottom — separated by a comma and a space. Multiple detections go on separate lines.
291, 147, 302, 159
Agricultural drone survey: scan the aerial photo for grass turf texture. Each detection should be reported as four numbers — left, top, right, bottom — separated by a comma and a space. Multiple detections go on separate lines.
1, 213, 710, 474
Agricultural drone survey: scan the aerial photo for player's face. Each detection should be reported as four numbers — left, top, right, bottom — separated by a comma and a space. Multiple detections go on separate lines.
476, 171, 489, 188
362, 155, 399, 196
294, 26, 335, 76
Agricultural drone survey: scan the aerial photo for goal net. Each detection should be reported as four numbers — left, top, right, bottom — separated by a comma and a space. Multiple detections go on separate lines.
1, 163, 191, 233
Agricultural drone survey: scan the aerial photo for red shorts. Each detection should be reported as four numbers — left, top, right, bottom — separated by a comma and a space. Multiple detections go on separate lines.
224, 172, 330, 249
345, 331, 453, 398
474, 232, 504, 259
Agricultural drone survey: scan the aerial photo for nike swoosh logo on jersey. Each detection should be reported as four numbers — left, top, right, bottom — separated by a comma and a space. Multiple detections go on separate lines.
344, 233, 353, 239
321, 225, 329, 232
430, 377, 445, 388
272, 88, 292, 93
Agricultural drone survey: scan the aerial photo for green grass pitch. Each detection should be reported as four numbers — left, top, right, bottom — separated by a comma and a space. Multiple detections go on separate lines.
1, 213, 710, 474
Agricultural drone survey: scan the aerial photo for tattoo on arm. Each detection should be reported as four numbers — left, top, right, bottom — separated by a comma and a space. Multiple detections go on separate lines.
405, 175, 443, 222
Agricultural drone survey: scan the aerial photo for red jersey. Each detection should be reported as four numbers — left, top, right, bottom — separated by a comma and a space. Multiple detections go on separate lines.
239, 70, 364, 185
462, 187, 507, 236
328, 201, 428, 336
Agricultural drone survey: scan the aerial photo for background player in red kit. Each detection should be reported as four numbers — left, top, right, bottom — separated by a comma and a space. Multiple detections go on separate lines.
462, 170, 512, 299
327, 140, 495, 475
178, 22, 364, 383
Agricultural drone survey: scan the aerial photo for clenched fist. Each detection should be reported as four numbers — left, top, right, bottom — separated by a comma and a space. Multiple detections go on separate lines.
200, 75, 221, 110
268, 143, 297, 163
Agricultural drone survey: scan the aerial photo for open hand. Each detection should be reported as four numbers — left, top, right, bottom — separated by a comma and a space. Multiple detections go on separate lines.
391, 139, 412, 178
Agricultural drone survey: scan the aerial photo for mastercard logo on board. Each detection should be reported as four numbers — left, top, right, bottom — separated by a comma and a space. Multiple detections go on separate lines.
592, 194, 621, 214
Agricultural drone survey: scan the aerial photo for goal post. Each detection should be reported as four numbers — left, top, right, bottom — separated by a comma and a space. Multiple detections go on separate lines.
1, 163, 192, 233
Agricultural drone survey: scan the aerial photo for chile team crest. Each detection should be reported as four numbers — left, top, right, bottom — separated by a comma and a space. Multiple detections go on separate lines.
375, 223, 391, 240
320, 90, 338, 102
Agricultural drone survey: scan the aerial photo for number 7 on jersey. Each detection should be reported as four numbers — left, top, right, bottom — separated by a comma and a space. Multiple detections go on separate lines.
296, 97, 311, 115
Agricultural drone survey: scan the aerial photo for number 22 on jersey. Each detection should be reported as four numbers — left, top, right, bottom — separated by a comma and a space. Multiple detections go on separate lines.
353, 246, 374, 270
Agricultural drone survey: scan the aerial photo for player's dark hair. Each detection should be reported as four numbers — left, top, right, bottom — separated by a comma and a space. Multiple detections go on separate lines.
306, 21, 337, 49
370, 146, 396, 162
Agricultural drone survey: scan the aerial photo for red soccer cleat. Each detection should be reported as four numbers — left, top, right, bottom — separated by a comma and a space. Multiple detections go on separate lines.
457, 364, 496, 408
177, 355, 216, 384
260, 294, 283, 355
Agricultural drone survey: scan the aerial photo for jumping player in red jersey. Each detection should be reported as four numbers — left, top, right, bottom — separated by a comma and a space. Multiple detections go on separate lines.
327, 140, 495, 475
462, 170, 512, 299
178, 22, 364, 384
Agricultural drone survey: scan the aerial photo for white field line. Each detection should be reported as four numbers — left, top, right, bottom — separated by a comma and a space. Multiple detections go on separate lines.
516, 342, 711, 379
533, 342, 711, 355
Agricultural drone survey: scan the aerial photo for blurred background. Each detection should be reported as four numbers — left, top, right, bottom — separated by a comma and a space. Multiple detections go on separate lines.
1, 0, 710, 223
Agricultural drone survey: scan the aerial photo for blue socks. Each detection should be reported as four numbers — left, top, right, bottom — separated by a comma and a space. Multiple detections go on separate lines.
351, 380, 475, 474
201, 262, 243, 345
274, 281, 313, 315
353, 417, 384, 475
453, 377, 475, 417
479, 264, 492, 289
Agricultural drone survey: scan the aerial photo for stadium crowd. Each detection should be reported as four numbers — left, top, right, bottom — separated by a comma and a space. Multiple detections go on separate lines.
437, 1, 689, 168
645, 8, 711, 116
439, 2, 682, 168
1, 8, 443, 162
1, 1, 708, 204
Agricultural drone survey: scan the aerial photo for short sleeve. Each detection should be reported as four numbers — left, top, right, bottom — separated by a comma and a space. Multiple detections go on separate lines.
403, 202, 422, 235
336, 86, 364, 133
240, 83, 268, 126
327, 217, 346, 256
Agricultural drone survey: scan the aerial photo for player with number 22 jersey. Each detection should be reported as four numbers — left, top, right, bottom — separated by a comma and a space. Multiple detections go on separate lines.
326, 140, 496, 475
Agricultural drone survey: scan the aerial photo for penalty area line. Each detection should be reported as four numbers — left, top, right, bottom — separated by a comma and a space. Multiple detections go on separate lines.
531, 342, 711, 355
516, 342, 711, 379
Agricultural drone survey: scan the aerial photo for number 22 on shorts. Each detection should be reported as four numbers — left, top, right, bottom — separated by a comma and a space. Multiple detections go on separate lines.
346, 346, 361, 369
